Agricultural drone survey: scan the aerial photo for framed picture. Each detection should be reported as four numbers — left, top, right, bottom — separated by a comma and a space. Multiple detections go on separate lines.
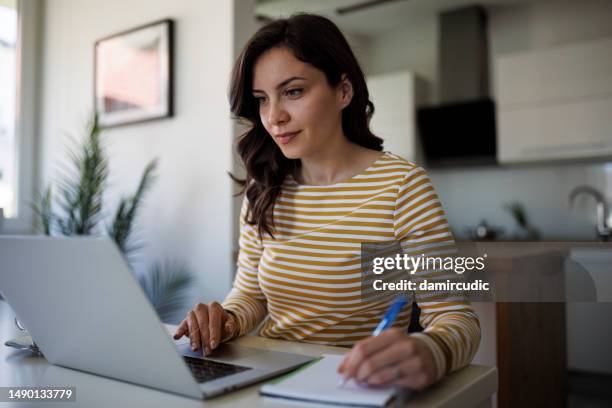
94, 19, 174, 128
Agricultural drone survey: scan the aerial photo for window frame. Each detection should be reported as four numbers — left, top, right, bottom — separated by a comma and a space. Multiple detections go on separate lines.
1, 0, 41, 234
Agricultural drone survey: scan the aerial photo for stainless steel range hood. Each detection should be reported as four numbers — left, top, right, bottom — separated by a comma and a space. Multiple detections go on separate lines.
417, 5, 497, 167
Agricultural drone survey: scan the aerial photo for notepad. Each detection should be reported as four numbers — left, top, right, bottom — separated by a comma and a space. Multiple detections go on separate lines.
260, 354, 397, 407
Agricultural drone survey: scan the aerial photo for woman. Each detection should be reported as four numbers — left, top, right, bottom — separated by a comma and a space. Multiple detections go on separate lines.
174, 13, 480, 390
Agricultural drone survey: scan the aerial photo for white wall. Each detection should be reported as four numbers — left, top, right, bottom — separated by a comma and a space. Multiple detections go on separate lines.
39, 0, 257, 312
360, 0, 612, 241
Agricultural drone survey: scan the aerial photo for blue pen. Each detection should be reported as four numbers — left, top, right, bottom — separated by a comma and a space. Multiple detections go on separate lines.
372, 295, 408, 336
339, 295, 408, 387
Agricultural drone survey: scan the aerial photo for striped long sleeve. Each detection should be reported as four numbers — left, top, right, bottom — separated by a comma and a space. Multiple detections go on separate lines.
222, 198, 268, 336
221, 152, 481, 378
393, 166, 481, 381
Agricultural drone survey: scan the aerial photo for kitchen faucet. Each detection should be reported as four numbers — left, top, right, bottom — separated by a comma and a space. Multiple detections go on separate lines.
569, 185, 611, 241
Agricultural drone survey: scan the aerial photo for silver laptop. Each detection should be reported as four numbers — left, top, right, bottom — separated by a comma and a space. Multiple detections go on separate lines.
0, 236, 314, 399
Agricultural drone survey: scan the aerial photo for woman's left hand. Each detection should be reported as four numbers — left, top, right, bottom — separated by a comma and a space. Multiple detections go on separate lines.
337, 328, 437, 390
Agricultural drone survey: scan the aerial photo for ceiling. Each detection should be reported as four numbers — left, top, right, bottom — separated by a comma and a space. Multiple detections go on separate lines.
256, 0, 545, 37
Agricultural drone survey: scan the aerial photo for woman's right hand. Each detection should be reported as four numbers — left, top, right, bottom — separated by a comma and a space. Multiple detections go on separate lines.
173, 301, 237, 356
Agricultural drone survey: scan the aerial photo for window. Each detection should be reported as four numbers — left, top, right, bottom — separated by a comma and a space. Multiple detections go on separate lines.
0, 0, 17, 218
0, 0, 40, 233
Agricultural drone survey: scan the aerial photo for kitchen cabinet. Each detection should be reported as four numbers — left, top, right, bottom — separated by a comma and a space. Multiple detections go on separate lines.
367, 70, 425, 164
566, 248, 612, 375
470, 245, 567, 408
495, 37, 612, 164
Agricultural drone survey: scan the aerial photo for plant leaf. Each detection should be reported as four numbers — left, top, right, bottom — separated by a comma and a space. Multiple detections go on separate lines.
56, 115, 108, 236
108, 159, 158, 255
31, 186, 55, 235
138, 260, 195, 323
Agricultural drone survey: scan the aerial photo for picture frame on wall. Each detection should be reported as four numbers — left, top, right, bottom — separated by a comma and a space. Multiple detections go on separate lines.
94, 19, 174, 128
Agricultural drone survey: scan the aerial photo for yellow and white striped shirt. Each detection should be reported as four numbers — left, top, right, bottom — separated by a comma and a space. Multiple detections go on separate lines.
223, 152, 480, 380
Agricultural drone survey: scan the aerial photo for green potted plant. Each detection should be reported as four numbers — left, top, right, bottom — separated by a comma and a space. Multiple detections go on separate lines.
32, 116, 194, 322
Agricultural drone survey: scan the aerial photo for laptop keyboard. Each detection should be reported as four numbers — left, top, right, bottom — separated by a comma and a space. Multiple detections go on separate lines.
183, 356, 252, 383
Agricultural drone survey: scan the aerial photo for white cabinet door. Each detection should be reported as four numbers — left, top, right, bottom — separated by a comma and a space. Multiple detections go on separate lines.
498, 97, 612, 163
367, 71, 421, 164
566, 249, 612, 374
496, 37, 612, 164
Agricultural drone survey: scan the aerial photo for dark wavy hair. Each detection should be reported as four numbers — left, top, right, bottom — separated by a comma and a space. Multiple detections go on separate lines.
229, 13, 383, 239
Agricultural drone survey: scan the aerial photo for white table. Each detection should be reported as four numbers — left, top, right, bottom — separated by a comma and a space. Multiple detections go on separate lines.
0, 301, 497, 407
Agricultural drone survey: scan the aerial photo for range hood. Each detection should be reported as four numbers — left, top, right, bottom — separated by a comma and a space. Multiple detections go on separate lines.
417, 6, 497, 167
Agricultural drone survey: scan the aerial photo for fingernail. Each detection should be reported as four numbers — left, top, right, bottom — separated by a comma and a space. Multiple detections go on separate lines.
204, 347, 210, 355
211, 340, 218, 349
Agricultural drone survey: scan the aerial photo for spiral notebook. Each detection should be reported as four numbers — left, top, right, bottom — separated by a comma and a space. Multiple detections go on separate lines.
259, 354, 398, 407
